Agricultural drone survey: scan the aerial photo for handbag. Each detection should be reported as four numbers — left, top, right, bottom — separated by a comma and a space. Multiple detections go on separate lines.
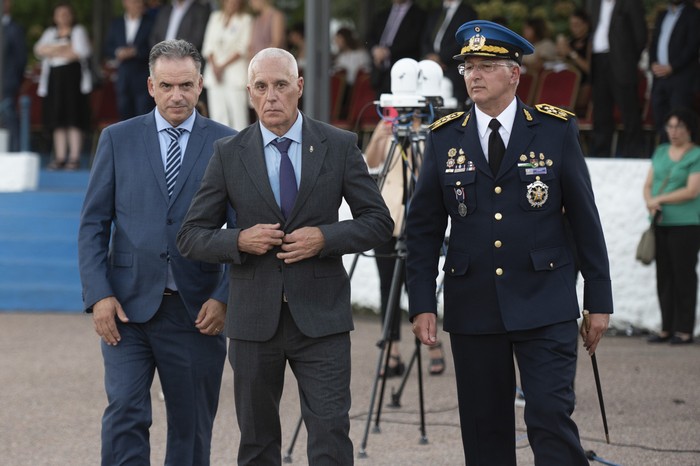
635, 221, 656, 265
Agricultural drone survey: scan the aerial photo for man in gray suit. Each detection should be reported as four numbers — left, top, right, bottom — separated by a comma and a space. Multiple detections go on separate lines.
78, 40, 235, 465
177, 48, 393, 465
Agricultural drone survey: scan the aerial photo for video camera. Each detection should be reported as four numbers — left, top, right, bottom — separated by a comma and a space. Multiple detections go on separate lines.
378, 58, 458, 114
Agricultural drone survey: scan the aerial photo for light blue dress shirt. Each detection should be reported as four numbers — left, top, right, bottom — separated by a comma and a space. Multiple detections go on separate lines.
260, 111, 303, 209
656, 4, 684, 66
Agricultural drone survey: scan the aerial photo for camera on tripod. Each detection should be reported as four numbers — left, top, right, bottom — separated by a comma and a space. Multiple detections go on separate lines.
378, 58, 458, 118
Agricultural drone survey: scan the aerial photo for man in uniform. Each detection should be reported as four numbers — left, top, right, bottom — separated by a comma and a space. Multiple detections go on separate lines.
405, 20, 613, 465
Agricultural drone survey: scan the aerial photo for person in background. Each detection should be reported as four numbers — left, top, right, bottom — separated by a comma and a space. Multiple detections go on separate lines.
201, 0, 251, 130
287, 22, 305, 73
648, 0, 700, 143
366, 0, 426, 96
78, 40, 235, 464
520, 17, 557, 76
333, 27, 371, 86
587, 0, 647, 157
0, 0, 26, 152
149, 0, 210, 51
555, 8, 592, 117
104, 0, 155, 120
406, 20, 613, 465
177, 48, 392, 465
364, 114, 446, 376
247, 0, 286, 59
34, 2, 92, 171
644, 107, 700, 345
421, 0, 478, 110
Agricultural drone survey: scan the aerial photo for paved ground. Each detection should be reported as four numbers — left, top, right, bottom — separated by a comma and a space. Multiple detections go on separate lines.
1, 311, 699, 465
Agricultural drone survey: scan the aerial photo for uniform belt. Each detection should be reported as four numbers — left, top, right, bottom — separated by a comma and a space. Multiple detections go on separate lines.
163, 288, 179, 296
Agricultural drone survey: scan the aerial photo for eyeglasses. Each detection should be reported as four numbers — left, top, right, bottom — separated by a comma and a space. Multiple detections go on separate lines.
458, 61, 514, 76
665, 124, 687, 131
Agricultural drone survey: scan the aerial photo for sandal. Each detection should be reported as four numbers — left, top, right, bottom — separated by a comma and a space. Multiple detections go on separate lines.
382, 354, 405, 378
47, 160, 66, 171
64, 160, 80, 171
428, 342, 445, 376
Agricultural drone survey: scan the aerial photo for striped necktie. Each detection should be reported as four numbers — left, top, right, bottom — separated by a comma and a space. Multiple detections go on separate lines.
164, 127, 185, 197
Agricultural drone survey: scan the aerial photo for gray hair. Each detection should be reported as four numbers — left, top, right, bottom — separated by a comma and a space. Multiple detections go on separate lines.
149, 39, 203, 76
248, 48, 298, 83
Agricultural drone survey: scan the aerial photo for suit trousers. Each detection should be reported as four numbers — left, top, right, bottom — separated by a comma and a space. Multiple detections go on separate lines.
100, 294, 226, 466
450, 320, 587, 466
655, 225, 700, 334
591, 53, 644, 157
229, 303, 353, 465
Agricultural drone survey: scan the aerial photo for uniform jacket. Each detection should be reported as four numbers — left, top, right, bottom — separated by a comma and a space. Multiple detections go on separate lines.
78, 110, 235, 322
177, 115, 393, 341
406, 101, 613, 334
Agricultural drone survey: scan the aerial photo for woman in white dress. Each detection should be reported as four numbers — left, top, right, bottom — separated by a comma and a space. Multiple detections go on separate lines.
202, 0, 252, 130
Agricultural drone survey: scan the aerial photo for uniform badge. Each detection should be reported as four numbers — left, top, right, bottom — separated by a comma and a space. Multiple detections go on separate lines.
445, 157, 455, 173
520, 154, 527, 162
448, 148, 457, 158
454, 187, 467, 217
523, 109, 533, 121
456, 155, 466, 165
526, 180, 549, 208
546, 159, 553, 167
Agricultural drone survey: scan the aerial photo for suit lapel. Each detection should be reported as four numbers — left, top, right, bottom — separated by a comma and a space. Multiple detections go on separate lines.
142, 111, 170, 204
498, 102, 536, 178
239, 125, 283, 218
458, 111, 491, 178
290, 119, 326, 222
171, 113, 205, 204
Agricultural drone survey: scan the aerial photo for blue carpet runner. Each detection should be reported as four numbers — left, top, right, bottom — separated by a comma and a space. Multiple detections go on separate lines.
0, 170, 88, 312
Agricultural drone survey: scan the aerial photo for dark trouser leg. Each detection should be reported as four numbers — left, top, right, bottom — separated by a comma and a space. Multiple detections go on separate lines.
659, 225, 700, 334
513, 321, 588, 466
450, 333, 517, 466
591, 54, 615, 157
656, 226, 676, 333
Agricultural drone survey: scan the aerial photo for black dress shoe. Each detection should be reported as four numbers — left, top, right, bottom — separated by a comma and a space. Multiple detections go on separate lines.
670, 335, 694, 345
647, 334, 671, 343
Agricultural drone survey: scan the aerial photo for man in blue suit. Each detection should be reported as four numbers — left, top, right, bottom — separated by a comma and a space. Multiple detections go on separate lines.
406, 21, 613, 465
104, 0, 155, 120
78, 40, 235, 465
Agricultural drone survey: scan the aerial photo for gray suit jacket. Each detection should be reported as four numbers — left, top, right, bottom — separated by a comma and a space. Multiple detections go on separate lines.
178, 115, 393, 340
78, 110, 235, 322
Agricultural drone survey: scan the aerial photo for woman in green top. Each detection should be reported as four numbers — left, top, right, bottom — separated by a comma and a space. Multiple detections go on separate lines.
643, 108, 700, 345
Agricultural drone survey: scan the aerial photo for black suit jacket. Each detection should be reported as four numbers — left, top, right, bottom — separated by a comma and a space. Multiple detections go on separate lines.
588, 0, 647, 84
421, 2, 478, 106
367, 3, 427, 95
149, 1, 210, 51
649, 4, 700, 77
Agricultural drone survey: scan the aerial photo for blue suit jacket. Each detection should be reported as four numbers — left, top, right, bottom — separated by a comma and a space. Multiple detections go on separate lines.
406, 102, 613, 334
103, 13, 154, 91
78, 110, 236, 322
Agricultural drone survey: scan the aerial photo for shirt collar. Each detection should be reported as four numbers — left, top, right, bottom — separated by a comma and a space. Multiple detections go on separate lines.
474, 97, 518, 138
154, 108, 197, 133
260, 110, 304, 147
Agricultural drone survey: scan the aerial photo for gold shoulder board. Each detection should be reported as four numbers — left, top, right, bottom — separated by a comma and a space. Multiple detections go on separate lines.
430, 112, 465, 131
535, 103, 575, 121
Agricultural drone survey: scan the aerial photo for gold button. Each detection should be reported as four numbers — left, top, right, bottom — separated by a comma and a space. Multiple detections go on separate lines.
496, 268, 503, 276
494, 240, 502, 248
456, 181, 462, 186
494, 186, 502, 194
549, 262, 555, 269
494, 213, 502, 220
450, 267, 455, 274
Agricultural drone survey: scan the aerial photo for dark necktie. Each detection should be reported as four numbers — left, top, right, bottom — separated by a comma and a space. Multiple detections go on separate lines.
164, 127, 185, 197
271, 138, 297, 219
488, 119, 505, 175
